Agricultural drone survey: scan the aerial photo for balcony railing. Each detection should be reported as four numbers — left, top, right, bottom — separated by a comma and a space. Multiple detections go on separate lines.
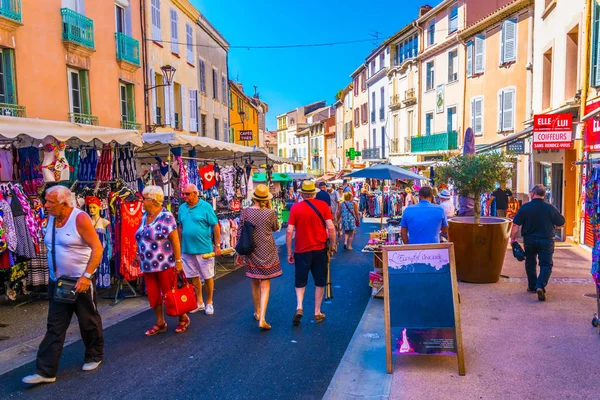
411, 131, 458, 153
0, 0, 21, 23
371, 110, 375, 123
390, 94, 400, 107
70, 112, 99, 125
61, 8, 95, 50
390, 138, 400, 153
311, 148, 319, 156
0, 103, 26, 117
379, 108, 385, 121
121, 120, 141, 130
307, 168, 324, 177
362, 147, 381, 160
115, 32, 140, 66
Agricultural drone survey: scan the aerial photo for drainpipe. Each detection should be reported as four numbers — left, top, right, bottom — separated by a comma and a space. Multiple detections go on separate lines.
413, 21, 424, 141
573, 0, 593, 244
457, 35, 467, 149
140, 0, 149, 132
526, 5, 535, 194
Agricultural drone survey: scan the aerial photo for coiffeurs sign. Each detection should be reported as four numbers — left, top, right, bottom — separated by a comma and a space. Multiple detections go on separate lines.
585, 101, 600, 152
533, 114, 574, 150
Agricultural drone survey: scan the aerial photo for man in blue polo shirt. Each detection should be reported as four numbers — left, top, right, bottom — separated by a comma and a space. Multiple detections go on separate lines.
400, 186, 448, 244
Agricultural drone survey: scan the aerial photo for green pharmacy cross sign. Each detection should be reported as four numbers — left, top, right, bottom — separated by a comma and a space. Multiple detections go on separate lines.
346, 147, 361, 160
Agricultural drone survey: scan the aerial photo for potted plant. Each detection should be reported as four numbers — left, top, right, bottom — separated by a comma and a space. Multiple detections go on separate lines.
436, 152, 514, 283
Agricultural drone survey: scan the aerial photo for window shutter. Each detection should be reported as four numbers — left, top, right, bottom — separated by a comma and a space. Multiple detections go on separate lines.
200, 60, 206, 93
2, 49, 16, 104
163, 84, 170, 125
475, 98, 483, 134
169, 84, 175, 128
503, 89, 515, 131
471, 99, 475, 131
151, 0, 161, 41
502, 19, 517, 63
126, 84, 135, 122
466, 41, 473, 77
474, 36, 485, 74
498, 90, 503, 131
186, 24, 193, 64
170, 9, 178, 54
150, 69, 157, 123
79, 70, 91, 114
189, 89, 197, 132
181, 84, 187, 131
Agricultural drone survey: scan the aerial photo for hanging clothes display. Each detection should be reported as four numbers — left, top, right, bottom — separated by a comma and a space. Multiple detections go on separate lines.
10, 187, 36, 259
96, 145, 113, 182
78, 149, 98, 183
119, 201, 143, 281
64, 148, 80, 187
41, 139, 70, 182
200, 164, 217, 190
187, 148, 201, 189
585, 164, 600, 286
0, 149, 14, 182
17, 146, 43, 196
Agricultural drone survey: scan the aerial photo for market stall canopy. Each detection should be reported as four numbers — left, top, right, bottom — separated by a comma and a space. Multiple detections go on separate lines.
287, 172, 314, 180
265, 153, 302, 166
315, 173, 336, 182
344, 163, 425, 181
252, 172, 292, 182
0, 116, 143, 146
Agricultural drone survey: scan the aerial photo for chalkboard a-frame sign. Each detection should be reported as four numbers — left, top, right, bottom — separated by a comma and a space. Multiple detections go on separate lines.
382, 243, 465, 375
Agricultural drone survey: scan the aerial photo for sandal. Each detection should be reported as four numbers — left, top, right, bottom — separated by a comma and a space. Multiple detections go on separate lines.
292, 309, 303, 325
175, 315, 190, 333
145, 323, 167, 336
314, 313, 326, 323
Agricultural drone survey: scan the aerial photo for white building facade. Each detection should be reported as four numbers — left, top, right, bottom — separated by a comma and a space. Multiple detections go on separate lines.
365, 46, 391, 161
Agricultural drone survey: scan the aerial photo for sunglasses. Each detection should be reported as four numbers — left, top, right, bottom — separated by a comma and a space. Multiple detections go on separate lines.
182, 192, 196, 196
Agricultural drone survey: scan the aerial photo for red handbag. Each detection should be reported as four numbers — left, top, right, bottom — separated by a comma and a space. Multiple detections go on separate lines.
163, 270, 197, 317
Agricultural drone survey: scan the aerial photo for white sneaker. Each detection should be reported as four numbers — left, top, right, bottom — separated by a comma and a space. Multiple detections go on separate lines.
205, 303, 214, 315
22, 374, 56, 384
190, 303, 205, 314
82, 361, 102, 371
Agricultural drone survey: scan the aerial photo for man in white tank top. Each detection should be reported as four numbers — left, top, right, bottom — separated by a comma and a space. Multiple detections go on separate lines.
22, 186, 104, 385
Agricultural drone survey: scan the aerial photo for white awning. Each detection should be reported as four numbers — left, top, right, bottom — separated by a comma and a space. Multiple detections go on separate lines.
0, 116, 143, 146
266, 154, 303, 165
476, 126, 534, 154
580, 106, 600, 122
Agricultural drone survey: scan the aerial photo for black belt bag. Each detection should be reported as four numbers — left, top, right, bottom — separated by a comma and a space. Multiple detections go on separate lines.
51, 219, 79, 304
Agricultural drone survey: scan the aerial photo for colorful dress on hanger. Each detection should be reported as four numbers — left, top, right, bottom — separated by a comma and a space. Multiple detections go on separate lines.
95, 225, 112, 289
78, 149, 98, 183
10, 188, 36, 259
120, 201, 143, 281
17, 147, 43, 196
96, 145, 113, 182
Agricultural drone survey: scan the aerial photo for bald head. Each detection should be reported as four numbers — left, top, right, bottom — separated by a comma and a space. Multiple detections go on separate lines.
182, 183, 199, 205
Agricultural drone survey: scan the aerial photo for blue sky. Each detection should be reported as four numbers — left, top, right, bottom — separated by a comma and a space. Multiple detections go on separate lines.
192, 0, 425, 131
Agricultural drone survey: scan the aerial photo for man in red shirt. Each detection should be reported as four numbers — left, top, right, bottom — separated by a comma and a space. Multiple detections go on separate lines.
286, 181, 337, 325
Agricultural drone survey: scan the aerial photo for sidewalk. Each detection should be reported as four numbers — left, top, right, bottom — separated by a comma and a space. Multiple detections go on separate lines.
326, 244, 598, 400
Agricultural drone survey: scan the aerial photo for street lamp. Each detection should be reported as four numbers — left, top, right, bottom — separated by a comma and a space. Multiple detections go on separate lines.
145, 65, 177, 132
238, 110, 247, 146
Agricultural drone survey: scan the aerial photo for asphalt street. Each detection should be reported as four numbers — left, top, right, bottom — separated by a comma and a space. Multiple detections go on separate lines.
0, 222, 376, 400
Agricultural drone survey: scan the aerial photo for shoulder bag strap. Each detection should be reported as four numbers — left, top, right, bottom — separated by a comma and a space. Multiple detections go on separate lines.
52, 218, 58, 277
344, 201, 357, 219
305, 200, 326, 231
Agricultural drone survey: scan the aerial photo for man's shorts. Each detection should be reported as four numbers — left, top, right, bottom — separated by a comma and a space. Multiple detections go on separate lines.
294, 249, 328, 288
182, 254, 215, 280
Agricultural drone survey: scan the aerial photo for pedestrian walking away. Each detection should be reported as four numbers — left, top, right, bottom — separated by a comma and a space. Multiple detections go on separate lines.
238, 184, 282, 330
492, 183, 513, 218
23, 186, 104, 385
401, 186, 448, 245
136, 186, 190, 335
510, 185, 565, 301
286, 180, 337, 325
338, 191, 359, 250
328, 184, 340, 217
438, 189, 456, 218
316, 181, 332, 206
178, 183, 221, 315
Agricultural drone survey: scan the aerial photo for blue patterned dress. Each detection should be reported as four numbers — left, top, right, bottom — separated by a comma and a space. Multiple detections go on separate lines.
340, 201, 357, 232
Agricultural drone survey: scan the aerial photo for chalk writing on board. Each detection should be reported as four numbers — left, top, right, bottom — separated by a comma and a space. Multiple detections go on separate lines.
388, 249, 449, 271
393, 328, 456, 355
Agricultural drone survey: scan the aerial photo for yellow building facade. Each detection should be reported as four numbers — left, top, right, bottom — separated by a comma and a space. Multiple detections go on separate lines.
229, 81, 260, 147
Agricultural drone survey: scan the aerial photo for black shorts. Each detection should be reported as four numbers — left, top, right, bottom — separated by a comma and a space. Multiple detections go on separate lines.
294, 249, 328, 288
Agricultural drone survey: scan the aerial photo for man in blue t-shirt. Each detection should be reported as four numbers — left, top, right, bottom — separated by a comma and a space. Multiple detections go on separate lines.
178, 184, 221, 315
315, 181, 332, 206
400, 186, 448, 244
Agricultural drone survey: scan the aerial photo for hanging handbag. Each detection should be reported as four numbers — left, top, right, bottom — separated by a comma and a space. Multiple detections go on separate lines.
345, 202, 360, 227
235, 209, 256, 256
163, 270, 197, 317
51, 219, 79, 304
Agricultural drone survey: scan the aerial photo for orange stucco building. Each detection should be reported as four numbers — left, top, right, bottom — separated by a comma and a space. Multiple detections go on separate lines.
229, 81, 260, 147
0, 0, 144, 129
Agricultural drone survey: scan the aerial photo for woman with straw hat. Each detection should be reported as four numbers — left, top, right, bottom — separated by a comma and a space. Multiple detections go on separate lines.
238, 184, 282, 330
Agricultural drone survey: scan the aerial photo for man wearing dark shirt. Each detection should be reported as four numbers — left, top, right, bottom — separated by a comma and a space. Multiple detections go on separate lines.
492, 184, 513, 217
315, 181, 331, 206
510, 185, 565, 301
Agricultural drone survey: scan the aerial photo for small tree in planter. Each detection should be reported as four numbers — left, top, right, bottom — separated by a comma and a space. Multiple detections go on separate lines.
436, 152, 514, 223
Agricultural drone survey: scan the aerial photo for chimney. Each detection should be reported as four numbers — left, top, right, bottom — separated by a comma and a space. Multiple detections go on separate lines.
419, 5, 432, 17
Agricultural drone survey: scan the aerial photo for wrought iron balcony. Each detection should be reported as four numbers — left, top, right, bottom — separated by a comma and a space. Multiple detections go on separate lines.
390, 138, 400, 154
307, 168, 324, 177
411, 131, 458, 153
0, 0, 21, 23
362, 147, 381, 160
61, 8, 95, 50
121, 120, 141, 130
0, 103, 26, 117
115, 32, 140, 67
390, 94, 400, 109
311, 148, 320, 156
70, 112, 99, 125
403, 88, 416, 104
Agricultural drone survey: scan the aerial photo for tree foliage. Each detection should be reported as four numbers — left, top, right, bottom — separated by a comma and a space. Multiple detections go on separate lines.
435, 152, 514, 223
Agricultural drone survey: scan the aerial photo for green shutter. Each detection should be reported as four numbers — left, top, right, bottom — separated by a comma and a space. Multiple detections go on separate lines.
79, 70, 91, 114
126, 84, 135, 122
2, 49, 16, 104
